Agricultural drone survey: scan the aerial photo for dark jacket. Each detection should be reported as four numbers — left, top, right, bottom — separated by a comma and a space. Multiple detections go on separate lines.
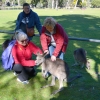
15, 9, 42, 34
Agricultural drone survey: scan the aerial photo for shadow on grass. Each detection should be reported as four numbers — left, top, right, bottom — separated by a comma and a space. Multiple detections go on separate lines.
0, 14, 100, 100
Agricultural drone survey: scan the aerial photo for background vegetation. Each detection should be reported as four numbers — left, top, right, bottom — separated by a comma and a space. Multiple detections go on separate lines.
0, 0, 100, 9
0, 8, 100, 100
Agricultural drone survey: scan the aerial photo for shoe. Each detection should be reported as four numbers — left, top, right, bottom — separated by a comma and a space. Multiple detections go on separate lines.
30, 72, 37, 77
17, 78, 29, 84
33, 72, 37, 76
13, 72, 18, 76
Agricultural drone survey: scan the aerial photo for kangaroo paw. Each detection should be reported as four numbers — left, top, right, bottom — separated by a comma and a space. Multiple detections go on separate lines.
87, 67, 90, 70
41, 84, 54, 89
71, 64, 77, 67
72, 63, 79, 67
41, 85, 49, 89
50, 88, 64, 96
76, 74, 82, 78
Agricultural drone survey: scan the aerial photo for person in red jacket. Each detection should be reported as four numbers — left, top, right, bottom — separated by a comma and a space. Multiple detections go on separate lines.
40, 17, 69, 61
12, 32, 42, 84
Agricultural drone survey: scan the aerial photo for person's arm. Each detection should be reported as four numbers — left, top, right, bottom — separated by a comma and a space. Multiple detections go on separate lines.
12, 45, 20, 64
40, 27, 49, 52
52, 25, 65, 57
15, 14, 20, 31
15, 12, 23, 31
12, 45, 36, 67
34, 13, 42, 35
30, 42, 43, 55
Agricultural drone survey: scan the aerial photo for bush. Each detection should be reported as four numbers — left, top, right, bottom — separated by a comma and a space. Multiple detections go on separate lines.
82, 2, 86, 8
36, 2, 43, 8
91, 0, 100, 8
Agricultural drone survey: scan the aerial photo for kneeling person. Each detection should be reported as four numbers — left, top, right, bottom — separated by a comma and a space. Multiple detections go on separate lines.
12, 32, 42, 84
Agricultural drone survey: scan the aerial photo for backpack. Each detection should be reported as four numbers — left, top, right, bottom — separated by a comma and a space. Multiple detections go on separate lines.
1, 40, 16, 70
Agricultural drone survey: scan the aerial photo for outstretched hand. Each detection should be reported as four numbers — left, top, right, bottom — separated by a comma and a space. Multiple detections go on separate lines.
44, 50, 49, 55
51, 55, 56, 61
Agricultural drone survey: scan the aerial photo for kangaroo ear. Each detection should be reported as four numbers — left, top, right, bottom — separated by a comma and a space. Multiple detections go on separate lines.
43, 52, 48, 57
36, 52, 41, 55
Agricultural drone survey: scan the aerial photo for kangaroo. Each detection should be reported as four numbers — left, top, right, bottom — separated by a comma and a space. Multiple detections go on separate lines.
2, 39, 11, 51
35, 52, 82, 96
2, 29, 22, 51
72, 48, 90, 69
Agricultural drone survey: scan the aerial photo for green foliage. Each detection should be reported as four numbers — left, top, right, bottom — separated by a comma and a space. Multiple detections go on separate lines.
20, 0, 26, 6
26, 0, 31, 4
47, 0, 52, 8
36, 2, 43, 8
91, 0, 100, 7
82, 1, 86, 7
31, 0, 40, 7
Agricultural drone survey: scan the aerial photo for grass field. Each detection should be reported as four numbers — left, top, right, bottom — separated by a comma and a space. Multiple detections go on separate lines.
0, 8, 100, 100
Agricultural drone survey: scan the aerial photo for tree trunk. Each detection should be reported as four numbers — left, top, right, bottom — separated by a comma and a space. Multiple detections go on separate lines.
55, 0, 58, 10
65, 0, 70, 9
52, 0, 55, 9
17, 0, 20, 6
74, 0, 78, 9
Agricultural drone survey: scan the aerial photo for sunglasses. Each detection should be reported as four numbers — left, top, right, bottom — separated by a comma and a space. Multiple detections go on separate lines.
20, 39, 28, 43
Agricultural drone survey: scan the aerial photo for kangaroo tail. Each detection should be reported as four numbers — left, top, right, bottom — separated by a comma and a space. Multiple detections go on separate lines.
67, 74, 82, 83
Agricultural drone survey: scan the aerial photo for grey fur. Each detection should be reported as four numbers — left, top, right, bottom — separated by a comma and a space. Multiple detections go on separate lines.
35, 52, 82, 96
72, 48, 90, 69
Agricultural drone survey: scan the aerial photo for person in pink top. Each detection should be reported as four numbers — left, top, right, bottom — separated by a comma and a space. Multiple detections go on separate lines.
12, 32, 42, 84
40, 17, 69, 61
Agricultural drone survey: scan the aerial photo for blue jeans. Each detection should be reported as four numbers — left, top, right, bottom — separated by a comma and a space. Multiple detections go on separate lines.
49, 45, 64, 60
45, 45, 64, 78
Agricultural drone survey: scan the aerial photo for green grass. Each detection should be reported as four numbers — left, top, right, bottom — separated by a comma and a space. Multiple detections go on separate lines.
0, 8, 100, 100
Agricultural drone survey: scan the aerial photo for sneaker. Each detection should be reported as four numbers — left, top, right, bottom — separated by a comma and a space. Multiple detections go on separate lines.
13, 72, 18, 76
17, 78, 29, 84
33, 72, 37, 76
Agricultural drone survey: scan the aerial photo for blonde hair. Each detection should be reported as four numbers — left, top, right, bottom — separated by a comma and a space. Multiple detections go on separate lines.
43, 17, 57, 28
16, 31, 28, 41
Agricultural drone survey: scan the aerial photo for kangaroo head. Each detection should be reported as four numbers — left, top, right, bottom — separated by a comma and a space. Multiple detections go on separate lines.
35, 52, 47, 66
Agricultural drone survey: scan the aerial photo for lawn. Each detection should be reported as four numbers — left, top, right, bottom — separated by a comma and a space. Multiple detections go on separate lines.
0, 8, 100, 100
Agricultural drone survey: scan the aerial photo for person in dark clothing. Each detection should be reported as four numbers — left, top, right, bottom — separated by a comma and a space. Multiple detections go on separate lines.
15, 3, 42, 40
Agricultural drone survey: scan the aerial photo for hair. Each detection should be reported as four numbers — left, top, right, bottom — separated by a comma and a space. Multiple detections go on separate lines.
43, 17, 57, 28
16, 32, 28, 41
23, 3, 30, 8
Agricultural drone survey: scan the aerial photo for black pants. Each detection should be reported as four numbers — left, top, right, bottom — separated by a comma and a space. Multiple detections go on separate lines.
12, 64, 36, 81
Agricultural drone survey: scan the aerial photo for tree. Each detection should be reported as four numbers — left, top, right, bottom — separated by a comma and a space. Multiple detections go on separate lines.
31, 0, 40, 7
74, 0, 78, 8
91, 0, 100, 7
0, 0, 2, 6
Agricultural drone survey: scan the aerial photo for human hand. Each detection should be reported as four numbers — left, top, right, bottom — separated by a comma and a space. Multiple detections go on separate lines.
44, 50, 49, 55
51, 55, 56, 61
35, 60, 37, 65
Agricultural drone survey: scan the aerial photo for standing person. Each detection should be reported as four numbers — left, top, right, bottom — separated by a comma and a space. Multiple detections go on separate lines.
15, 3, 42, 40
40, 17, 69, 61
12, 32, 42, 84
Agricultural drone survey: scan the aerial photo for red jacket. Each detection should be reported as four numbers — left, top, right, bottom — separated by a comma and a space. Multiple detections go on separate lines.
40, 23, 69, 57
12, 41, 42, 67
